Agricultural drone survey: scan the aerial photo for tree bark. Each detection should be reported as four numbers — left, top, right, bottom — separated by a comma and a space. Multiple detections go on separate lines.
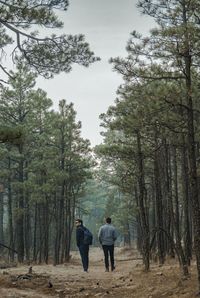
136, 131, 150, 271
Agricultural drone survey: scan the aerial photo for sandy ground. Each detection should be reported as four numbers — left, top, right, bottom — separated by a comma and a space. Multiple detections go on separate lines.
0, 247, 199, 298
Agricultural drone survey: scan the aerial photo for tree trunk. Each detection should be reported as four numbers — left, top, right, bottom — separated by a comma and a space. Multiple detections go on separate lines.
171, 146, 189, 276
181, 141, 192, 265
164, 142, 175, 258
136, 130, 150, 271
33, 203, 38, 262
154, 132, 165, 265
16, 146, 24, 263
181, 0, 200, 287
0, 192, 4, 253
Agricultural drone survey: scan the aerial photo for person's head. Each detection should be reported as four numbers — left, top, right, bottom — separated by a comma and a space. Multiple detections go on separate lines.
105, 217, 111, 224
75, 219, 83, 227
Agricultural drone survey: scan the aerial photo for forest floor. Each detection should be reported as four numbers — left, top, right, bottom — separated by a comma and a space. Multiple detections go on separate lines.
0, 247, 199, 298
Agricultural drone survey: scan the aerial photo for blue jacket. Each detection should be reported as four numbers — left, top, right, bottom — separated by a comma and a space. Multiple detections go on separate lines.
76, 225, 85, 247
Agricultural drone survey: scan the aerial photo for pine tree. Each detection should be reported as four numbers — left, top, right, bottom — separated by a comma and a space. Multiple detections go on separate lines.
0, 1, 99, 81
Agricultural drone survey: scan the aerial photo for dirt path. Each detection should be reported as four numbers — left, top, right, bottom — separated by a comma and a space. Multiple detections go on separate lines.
0, 247, 198, 297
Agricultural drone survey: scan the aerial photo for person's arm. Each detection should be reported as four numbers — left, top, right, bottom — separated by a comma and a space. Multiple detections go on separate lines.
76, 227, 82, 247
113, 228, 117, 241
98, 227, 102, 244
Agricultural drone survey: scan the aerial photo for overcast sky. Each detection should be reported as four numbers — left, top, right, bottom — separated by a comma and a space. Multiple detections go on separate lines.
37, 0, 154, 147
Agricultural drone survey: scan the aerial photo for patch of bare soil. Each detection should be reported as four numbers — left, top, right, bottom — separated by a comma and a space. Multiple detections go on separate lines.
0, 247, 199, 297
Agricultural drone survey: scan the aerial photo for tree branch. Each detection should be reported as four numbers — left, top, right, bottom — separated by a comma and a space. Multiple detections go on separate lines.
0, 64, 13, 79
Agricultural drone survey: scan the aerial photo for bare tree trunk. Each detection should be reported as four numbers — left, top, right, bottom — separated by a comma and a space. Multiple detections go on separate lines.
181, 141, 192, 265
0, 192, 4, 253
135, 186, 142, 253
54, 190, 64, 265
33, 203, 38, 262
136, 131, 150, 271
164, 142, 175, 258
16, 146, 24, 263
171, 146, 189, 276
7, 156, 14, 261
154, 133, 165, 265
24, 197, 31, 263
182, 1, 200, 288
44, 198, 49, 264
65, 190, 73, 262
24, 162, 31, 263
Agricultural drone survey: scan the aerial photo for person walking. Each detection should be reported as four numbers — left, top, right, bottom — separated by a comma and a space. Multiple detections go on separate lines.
98, 217, 117, 272
75, 218, 92, 272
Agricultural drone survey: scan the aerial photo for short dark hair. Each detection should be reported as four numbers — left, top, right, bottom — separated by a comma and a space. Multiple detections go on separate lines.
106, 217, 111, 224
75, 218, 83, 224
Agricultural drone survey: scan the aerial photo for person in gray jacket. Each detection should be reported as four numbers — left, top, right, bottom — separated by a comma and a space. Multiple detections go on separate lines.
98, 217, 117, 272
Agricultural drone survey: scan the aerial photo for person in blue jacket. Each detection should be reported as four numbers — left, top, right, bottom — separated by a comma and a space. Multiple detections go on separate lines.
75, 218, 89, 272
98, 217, 117, 272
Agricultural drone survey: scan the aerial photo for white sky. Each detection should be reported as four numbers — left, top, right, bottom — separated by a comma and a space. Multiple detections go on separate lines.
37, 0, 154, 147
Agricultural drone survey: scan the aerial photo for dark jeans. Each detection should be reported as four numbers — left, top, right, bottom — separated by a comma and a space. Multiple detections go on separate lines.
78, 244, 89, 271
102, 244, 114, 270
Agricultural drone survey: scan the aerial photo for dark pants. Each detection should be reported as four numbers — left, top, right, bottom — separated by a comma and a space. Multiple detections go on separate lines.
78, 244, 89, 271
102, 244, 114, 270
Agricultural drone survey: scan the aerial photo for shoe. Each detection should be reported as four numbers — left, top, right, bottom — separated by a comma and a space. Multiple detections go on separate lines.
105, 268, 109, 272
111, 266, 115, 271
84, 270, 88, 273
